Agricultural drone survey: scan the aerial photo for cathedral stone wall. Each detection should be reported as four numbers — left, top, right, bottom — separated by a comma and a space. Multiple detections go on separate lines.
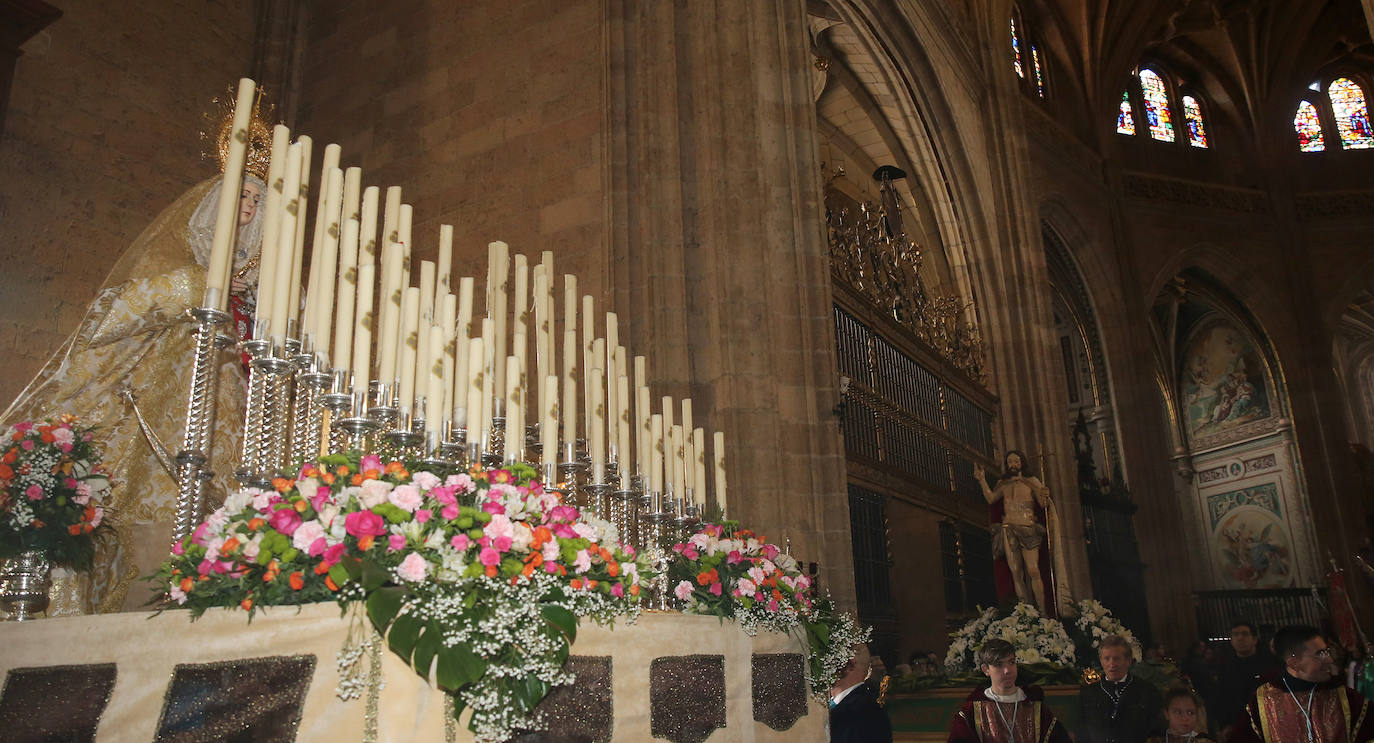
294, 0, 609, 300
0, 0, 260, 404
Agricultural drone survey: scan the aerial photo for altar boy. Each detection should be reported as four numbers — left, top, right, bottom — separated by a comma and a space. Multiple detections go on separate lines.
949, 639, 1072, 743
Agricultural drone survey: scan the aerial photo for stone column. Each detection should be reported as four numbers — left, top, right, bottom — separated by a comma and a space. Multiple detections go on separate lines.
606, 0, 856, 605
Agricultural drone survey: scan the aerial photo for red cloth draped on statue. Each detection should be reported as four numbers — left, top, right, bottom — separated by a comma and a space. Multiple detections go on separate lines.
989, 496, 1057, 618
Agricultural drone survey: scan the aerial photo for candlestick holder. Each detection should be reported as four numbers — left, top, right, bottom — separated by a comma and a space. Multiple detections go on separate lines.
367, 381, 399, 431
637, 506, 673, 611
439, 420, 465, 462
673, 502, 700, 544
262, 337, 299, 478
171, 306, 232, 550
419, 429, 452, 472
319, 369, 354, 455
336, 391, 381, 456
484, 416, 506, 469
235, 338, 275, 487
606, 487, 639, 551
558, 449, 587, 509
291, 353, 331, 465
383, 408, 424, 457
583, 481, 610, 521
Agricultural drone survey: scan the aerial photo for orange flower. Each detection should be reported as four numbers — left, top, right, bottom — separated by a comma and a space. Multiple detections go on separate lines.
357, 534, 375, 551
68, 524, 82, 535
336, 465, 351, 476
521, 562, 537, 578
314, 562, 331, 575
484, 564, 498, 578
262, 560, 281, 582
179, 576, 195, 593
11, 431, 22, 441
240, 598, 254, 611
629, 584, 640, 597
385, 461, 405, 475
570, 578, 584, 590
272, 477, 293, 493
30, 519, 44, 528
322, 472, 335, 485
247, 517, 265, 531
607, 562, 620, 578
530, 526, 553, 549
325, 576, 339, 591
2, 449, 16, 463
221, 536, 241, 553
302, 466, 319, 478
696, 568, 718, 586
289, 571, 304, 590
0, 464, 12, 480
293, 500, 309, 513
39, 431, 55, 444
351, 473, 364, 486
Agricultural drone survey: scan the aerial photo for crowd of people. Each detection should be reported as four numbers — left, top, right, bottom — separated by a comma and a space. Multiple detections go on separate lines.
827, 621, 1374, 743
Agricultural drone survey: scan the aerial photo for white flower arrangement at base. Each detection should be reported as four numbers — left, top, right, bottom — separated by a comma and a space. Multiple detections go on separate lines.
944, 603, 1077, 673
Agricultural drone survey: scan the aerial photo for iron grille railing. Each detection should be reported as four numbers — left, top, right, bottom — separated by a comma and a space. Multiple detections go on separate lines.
1194, 588, 1327, 640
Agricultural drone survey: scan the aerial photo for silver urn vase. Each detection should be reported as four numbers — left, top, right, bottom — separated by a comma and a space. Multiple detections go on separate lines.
0, 550, 53, 621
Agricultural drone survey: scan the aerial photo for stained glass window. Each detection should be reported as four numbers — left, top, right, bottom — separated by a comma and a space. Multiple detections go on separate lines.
1117, 91, 1136, 135
1182, 95, 1208, 148
1032, 46, 1045, 98
1329, 77, 1374, 150
1139, 69, 1175, 141
1294, 100, 1325, 152
1011, 17, 1024, 78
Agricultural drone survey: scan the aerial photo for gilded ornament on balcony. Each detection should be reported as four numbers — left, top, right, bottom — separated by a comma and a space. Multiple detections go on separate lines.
826, 200, 985, 382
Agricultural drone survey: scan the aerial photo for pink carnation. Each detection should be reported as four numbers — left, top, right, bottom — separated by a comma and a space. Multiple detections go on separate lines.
396, 552, 428, 582
611, 583, 624, 598
479, 547, 501, 567
415, 509, 432, 524
709, 582, 723, 596
322, 542, 347, 567
387, 484, 423, 513
24, 484, 42, 500
675, 580, 694, 601
450, 534, 472, 551
388, 534, 407, 552
269, 508, 302, 536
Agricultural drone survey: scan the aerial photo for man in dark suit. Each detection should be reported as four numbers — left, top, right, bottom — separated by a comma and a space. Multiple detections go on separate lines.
1079, 635, 1162, 743
830, 642, 893, 742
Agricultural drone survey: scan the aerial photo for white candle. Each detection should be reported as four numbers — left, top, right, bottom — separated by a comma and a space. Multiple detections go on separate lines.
332, 216, 359, 370
611, 346, 626, 461
589, 367, 605, 482
671, 424, 684, 502
581, 295, 594, 439
399, 204, 413, 287
311, 167, 344, 359
680, 399, 694, 495
617, 376, 631, 489
637, 385, 651, 478
541, 375, 559, 468
359, 186, 379, 265
650, 414, 664, 496
488, 242, 509, 405
376, 241, 404, 383
418, 260, 436, 326
416, 309, 436, 420
662, 396, 674, 454
302, 146, 341, 345
533, 268, 549, 439
397, 286, 420, 414
204, 78, 255, 311
253, 123, 289, 332
382, 186, 402, 256
714, 431, 727, 517
453, 277, 474, 425
440, 292, 456, 423
480, 318, 495, 446
513, 254, 528, 333
425, 324, 446, 440
562, 330, 578, 447
693, 428, 707, 510
505, 355, 524, 463
464, 336, 485, 439
352, 261, 375, 393
343, 167, 361, 221
512, 331, 527, 433
287, 136, 312, 330
436, 225, 453, 304
270, 140, 303, 346
563, 274, 577, 338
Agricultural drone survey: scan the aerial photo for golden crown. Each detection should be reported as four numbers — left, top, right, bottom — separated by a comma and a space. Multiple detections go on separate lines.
201, 84, 276, 180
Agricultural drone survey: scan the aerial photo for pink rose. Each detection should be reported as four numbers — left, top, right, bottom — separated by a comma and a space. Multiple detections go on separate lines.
344, 511, 387, 538
709, 582, 723, 596
675, 580, 694, 601
762, 543, 780, 560
269, 508, 302, 536
388, 534, 407, 552
441, 505, 459, 520
322, 542, 347, 566
450, 534, 472, 551
360, 454, 383, 473
387, 484, 423, 513
493, 536, 512, 552
415, 509, 432, 524
24, 484, 42, 500
430, 486, 457, 506
611, 583, 624, 598
357, 479, 392, 508
396, 552, 428, 582
309, 537, 328, 557
292, 521, 326, 551
481, 500, 505, 515
20, 440, 33, 451
447, 473, 476, 492
311, 486, 331, 511
411, 471, 441, 490
191, 522, 212, 547
51, 427, 74, 445
726, 550, 743, 565
479, 547, 500, 567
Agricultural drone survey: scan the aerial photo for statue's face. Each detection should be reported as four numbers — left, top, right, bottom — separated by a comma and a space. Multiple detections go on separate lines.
239, 181, 263, 226
1005, 453, 1022, 473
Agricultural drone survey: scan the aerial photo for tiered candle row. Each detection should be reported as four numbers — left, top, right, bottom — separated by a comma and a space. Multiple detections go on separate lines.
207, 78, 730, 518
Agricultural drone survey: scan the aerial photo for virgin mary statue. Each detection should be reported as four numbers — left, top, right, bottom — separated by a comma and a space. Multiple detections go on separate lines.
3, 168, 268, 613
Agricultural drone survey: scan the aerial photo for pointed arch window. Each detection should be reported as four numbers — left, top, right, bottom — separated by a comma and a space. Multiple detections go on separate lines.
1139, 69, 1175, 141
1328, 78, 1373, 150
1117, 90, 1137, 135
1181, 95, 1208, 148
1032, 46, 1046, 98
1294, 100, 1325, 152
1011, 17, 1024, 78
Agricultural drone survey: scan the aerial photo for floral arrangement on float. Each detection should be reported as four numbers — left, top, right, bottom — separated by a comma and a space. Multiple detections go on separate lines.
152, 453, 648, 743
666, 521, 870, 698
942, 603, 1077, 681
0, 417, 112, 570
1072, 598, 1142, 661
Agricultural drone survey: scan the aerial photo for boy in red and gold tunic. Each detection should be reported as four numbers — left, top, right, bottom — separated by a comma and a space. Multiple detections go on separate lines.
1229, 625, 1373, 743
949, 639, 1072, 743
